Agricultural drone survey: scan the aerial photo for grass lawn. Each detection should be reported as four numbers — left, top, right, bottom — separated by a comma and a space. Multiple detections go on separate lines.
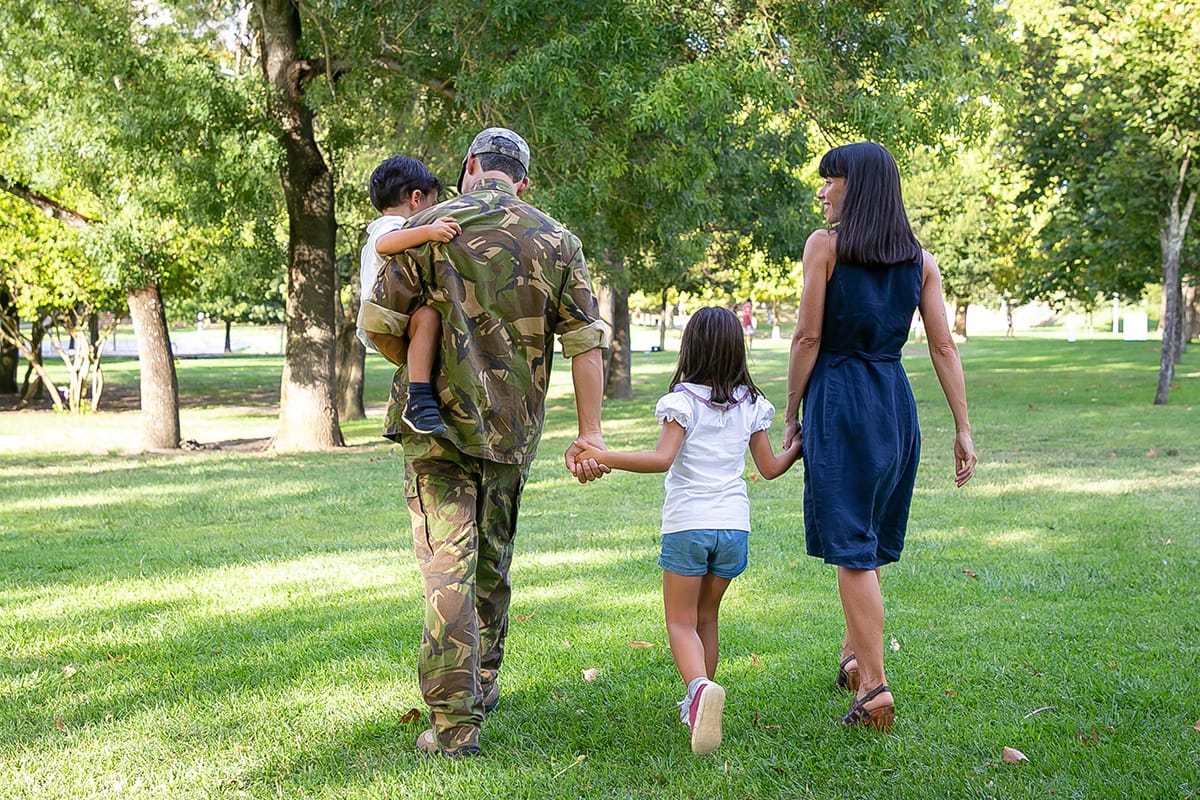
1, 332, 1198, 799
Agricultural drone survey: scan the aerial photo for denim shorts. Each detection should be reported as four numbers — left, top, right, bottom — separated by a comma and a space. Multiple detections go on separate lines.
658, 529, 749, 579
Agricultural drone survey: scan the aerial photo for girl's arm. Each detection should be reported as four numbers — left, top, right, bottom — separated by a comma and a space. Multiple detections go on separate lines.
375, 217, 461, 254
748, 429, 802, 480
575, 420, 686, 474
918, 250, 976, 487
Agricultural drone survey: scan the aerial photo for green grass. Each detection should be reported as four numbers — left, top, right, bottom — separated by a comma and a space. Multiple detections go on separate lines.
2, 334, 1199, 799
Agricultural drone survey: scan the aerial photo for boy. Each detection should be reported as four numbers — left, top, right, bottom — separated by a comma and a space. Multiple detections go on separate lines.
360, 155, 459, 435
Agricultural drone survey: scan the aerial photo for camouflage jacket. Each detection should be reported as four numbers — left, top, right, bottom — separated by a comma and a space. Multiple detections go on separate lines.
358, 178, 610, 465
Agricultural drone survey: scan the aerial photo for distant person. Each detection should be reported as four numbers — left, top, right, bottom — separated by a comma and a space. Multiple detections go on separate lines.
360, 128, 609, 758
740, 300, 756, 347
1006, 301, 1015, 338
360, 155, 461, 435
574, 306, 801, 755
784, 142, 976, 732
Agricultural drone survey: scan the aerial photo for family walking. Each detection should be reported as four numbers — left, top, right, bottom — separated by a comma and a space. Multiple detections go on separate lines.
358, 130, 976, 759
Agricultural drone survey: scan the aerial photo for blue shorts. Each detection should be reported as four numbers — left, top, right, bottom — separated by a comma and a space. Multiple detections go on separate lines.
658, 529, 749, 579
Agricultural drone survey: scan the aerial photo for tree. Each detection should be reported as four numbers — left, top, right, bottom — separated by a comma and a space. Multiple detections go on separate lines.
1005, 0, 1200, 403
0, 0, 278, 444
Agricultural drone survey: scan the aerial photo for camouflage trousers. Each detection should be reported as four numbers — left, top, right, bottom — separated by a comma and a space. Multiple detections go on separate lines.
403, 434, 529, 752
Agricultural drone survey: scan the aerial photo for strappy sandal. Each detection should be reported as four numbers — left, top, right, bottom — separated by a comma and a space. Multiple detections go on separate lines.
842, 683, 895, 732
835, 653, 860, 692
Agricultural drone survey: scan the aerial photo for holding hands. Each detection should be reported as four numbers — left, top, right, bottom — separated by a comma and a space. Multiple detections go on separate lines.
565, 432, 609, 484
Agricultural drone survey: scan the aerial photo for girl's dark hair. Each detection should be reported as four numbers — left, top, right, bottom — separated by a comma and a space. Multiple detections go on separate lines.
369, 155, 444, 212
670, 306, 762, 405
818, 142, 922, 266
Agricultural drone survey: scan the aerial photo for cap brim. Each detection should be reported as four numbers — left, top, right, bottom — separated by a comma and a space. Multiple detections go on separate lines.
456, 155, 468, 193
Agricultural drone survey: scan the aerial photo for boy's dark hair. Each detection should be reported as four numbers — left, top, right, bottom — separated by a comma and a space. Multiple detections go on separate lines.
369, 155, 444, 213
670, 306, 762, 406
818, 141, 922, 267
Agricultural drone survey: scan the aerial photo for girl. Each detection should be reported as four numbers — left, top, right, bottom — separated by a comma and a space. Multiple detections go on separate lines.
575, 306, 801, 755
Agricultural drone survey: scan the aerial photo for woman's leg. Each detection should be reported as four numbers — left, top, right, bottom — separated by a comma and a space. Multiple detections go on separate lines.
837, 566, 893, 711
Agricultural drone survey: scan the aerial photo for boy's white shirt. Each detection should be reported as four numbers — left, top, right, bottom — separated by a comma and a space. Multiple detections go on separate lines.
655, 383, 775, 535
357, 214, 409, 348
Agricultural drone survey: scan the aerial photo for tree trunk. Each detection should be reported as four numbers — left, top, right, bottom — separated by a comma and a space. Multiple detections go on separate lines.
336, 319, 366, 420
604, 283, 633, 400
659, 288, 669, 352
224, 319, 233, 353
1183, 280, 1199, 349
1154, 158, 1196, 405
953, 301, 968, 339
21, 316, 48, 405
128, 282, 181, 450
254, 0, 344, 450
0, 287, 17, 394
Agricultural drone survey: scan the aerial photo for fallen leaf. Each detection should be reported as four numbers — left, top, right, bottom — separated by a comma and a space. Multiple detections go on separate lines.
751, 653, 760, 667
1194, 718, 1200, 732
582, 667, 599, 682
399, 708, 421, 725
749, 473, 760, 482
515, 613, 534, 621
963, 568, 978, 579
562, 639, 572, 649
62, 665, 77, 678
1002, 746, 1028, 764
1078, 728, 1101, 745
889, 637, 901, 652
1165, 539, 1173, 546
628, 641, 655, 649
55, 717, 67, 732
107, 653, 126, 663
944, 689, 955, 696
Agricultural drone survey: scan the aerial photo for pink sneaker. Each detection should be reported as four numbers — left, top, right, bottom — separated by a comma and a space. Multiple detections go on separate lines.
688, 680, 725, 755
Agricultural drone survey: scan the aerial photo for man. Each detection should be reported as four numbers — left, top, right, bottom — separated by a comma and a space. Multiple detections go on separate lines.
359, 127, 610, 758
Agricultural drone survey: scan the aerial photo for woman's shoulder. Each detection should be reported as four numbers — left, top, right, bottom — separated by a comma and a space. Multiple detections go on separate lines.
805, 228, 837, 249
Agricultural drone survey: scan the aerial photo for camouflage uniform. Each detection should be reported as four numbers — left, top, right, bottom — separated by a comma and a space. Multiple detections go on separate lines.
358, 177, 609, 753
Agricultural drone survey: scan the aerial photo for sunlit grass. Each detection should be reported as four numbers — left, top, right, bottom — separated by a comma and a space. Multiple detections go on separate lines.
2, 333, 1198, 798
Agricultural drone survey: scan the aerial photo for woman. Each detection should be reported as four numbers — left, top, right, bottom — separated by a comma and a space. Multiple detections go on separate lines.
783, 142, 976, 731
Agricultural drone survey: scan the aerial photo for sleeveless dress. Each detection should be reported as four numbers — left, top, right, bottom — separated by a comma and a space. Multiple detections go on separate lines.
801, 258, 923, 570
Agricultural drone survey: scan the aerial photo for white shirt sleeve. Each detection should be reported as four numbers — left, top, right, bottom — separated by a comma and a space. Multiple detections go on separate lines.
751, 395, 775, 433
655, 391, 693, 429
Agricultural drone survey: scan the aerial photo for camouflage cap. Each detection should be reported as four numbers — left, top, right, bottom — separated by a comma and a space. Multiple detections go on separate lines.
456, 127, 531, 192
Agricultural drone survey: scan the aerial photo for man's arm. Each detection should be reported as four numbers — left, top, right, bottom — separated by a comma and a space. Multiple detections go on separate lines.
565, 347, 608, 482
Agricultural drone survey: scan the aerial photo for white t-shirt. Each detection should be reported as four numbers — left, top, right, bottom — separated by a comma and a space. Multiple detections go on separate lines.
358, 214, 408, 348
655, 383, 775, 534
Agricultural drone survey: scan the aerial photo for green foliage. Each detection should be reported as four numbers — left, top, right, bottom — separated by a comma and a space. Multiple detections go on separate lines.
0, 0, 283, 304
1004, 0, 1200, 304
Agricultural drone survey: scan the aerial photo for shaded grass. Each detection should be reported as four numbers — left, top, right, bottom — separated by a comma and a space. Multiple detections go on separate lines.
2, 334, 1198, 799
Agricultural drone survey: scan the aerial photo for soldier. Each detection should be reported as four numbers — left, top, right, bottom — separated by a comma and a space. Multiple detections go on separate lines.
359, 127, 610, 758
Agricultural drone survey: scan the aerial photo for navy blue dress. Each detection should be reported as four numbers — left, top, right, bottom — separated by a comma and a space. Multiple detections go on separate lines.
802, 259, 922, 570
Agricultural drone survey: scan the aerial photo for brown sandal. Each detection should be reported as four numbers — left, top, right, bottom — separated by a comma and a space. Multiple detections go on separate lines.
835, 653, 860, 692
842, 683, 895, 732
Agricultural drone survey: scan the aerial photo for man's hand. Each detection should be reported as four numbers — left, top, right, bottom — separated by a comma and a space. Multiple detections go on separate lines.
565, 431, 609, 483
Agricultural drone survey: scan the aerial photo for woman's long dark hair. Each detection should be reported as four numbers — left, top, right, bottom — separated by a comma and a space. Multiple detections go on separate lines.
819, 142, 922, 267
669, 307, 762, 405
